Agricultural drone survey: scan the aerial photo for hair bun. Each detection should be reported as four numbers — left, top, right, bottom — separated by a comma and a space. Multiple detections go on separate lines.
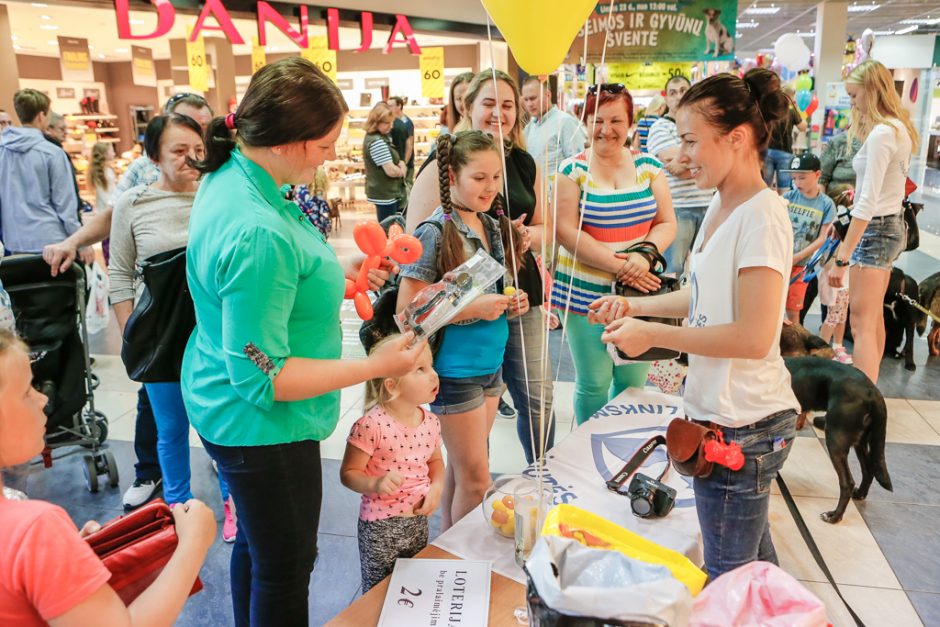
743, 68, 790, 127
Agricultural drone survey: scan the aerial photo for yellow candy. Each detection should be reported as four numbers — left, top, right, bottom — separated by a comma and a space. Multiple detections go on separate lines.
503, 286, 516, 296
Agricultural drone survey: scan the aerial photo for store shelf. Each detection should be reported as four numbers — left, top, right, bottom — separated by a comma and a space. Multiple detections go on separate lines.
66, 114, 118, 121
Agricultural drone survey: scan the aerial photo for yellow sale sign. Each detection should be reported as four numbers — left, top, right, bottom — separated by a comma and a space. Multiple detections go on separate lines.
302, 36, 337, 84
420, 47, 444, 99
186, 26, 208, 92
251, 37, 266, 74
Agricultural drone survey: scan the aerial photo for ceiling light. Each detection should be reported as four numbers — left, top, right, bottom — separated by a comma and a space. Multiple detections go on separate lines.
47, 40, 57, 45
40, 24, 59, 30
130, 19, 145, 25
115, 47, 128, 53
736, 32, 743, 39
848, 3, 880, 13
98, 53, 106, 59
745, 5, 780, 16
13, 44, 22, 50
736, 21, 760, 29
11, 35, 17, 40
798, 32, 816, 38
899, 17, 940, 25
41, 14, 51, 19
895, 24, 919, 35
31, 3, 48, 6
872, 30, 895, 35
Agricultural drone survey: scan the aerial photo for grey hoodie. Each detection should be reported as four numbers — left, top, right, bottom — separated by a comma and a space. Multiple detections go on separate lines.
0, 126, 80, 253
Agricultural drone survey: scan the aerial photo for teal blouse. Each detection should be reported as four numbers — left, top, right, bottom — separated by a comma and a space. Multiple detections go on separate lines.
182, 147, 347, 446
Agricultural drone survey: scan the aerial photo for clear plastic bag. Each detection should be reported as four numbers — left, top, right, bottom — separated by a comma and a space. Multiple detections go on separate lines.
395, 248, 505, 342
690, 561, 827, 627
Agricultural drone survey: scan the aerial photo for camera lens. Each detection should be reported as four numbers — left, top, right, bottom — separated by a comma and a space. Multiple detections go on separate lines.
631, 491, 654, 518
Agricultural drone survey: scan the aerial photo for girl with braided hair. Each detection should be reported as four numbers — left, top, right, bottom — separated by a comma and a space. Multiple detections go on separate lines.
397, 130, 529, 528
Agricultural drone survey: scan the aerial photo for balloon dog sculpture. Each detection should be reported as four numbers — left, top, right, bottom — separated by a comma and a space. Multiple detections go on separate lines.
345, 221, 422, 320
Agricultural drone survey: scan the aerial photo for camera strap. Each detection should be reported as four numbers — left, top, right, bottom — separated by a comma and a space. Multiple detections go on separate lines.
606, 435, 668, 493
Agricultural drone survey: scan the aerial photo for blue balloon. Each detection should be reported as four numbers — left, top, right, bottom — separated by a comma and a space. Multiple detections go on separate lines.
796, 89, 812, 112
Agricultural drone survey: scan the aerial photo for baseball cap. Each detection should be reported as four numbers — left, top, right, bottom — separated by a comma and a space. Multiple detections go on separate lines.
782, 152, 821, 172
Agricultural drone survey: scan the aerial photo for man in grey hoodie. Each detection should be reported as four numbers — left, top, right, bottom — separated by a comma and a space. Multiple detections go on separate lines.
0, 89, 79, 253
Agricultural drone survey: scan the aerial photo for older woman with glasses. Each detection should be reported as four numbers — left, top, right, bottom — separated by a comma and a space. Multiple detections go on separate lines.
551, 83, 676, 425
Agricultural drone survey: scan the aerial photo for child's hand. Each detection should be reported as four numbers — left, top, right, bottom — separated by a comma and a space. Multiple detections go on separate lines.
506, 290, 529, 319
468, 294, 510, 321
373, 471, 404, 496
413, 484, 443, 516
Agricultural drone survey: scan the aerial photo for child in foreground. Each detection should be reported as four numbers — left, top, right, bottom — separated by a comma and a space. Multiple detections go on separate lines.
340, 338, 444, 593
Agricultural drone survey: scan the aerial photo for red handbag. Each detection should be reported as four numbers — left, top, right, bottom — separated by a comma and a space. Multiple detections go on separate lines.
84, 500, 203, 605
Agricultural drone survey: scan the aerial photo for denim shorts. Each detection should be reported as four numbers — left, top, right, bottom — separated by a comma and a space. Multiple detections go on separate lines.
430, 368, 503, 415
851, 213, 906, 270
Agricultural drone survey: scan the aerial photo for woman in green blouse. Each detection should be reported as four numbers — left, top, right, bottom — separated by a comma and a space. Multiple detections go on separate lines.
184, 58, 424, 626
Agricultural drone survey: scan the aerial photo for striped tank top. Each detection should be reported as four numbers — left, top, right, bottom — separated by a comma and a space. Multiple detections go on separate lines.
551, 151, 662, 315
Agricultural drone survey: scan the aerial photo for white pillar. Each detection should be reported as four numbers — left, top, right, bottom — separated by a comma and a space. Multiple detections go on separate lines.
813, 1, 848, 153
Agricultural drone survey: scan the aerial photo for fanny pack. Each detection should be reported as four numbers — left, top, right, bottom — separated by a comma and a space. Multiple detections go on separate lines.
665, 419, 718, 478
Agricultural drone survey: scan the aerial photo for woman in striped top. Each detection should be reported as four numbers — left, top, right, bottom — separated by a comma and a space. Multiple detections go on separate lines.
552, 83, 676, 424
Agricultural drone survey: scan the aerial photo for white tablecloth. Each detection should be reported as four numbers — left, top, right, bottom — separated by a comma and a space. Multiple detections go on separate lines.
432, 387, 704, 584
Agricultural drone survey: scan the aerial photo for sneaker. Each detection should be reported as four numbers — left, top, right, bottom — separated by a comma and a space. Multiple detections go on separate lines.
222, 499, 237, 543
497, 397, 517, 420
123, 478, 162, 510
832, 346, 853, 365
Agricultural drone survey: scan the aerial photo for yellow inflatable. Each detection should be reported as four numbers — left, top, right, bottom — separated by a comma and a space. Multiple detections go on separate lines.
480, 0, 597, 77
541, 504, 707, 595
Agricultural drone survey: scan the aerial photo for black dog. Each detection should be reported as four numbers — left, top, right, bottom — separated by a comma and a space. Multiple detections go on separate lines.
884, 267, 924, 371
785, 357, 893, 523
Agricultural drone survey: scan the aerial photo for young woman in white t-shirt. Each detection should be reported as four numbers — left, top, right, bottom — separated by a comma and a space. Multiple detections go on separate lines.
588, 69, 801, 580
827, 60, 919, 384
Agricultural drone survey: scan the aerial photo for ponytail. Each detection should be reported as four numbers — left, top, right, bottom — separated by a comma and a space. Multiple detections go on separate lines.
492, 194, 527, 276
435, 133, 466, 276
198, 116, 238, 174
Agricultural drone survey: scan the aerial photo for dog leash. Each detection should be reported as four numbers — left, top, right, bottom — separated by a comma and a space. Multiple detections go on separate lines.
896, 293, 940, 324
776, 474, 866, 627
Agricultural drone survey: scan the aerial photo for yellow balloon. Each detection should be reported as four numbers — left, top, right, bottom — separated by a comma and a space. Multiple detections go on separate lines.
481, 0, 598, 77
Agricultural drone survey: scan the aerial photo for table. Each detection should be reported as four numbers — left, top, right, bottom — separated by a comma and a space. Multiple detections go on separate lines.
328, 388, 703, 625
325, 546, 525, 626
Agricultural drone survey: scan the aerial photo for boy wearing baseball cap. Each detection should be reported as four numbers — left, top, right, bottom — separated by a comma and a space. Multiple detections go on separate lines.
782, 152, 836, 324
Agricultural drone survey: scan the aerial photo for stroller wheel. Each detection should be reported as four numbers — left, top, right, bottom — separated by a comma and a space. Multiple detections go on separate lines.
80, 413, 108, 449
82, 454, 99, 493
103, 450, 119, 488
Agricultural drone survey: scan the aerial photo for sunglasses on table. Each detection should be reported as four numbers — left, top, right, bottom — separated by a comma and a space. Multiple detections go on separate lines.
587, 83, 627, 95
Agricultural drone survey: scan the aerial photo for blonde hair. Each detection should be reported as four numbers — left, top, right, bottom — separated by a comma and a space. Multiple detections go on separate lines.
455, 70, 527, 150
87, 142, 113, 192
0, 329, 28, 386
312, 167, 329, 197
845, 60, 919, 152
365, 102, 394, 134
646, 96, 667, 117
363, 335, 404, 411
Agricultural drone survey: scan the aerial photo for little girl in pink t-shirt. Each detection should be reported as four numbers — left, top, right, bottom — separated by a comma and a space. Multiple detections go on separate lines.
340, 338, 444, 592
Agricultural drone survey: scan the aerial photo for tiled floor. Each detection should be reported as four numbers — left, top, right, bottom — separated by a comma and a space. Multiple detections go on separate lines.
13, 206, 940, 626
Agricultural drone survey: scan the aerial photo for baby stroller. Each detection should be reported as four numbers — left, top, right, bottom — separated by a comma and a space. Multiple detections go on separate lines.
0, 254, 117, 492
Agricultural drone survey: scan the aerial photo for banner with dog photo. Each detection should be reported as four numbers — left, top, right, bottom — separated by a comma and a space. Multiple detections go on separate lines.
570, 0, 737, 63
432, 387, 703, 583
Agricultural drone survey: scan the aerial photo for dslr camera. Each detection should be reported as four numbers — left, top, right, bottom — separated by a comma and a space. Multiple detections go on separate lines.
627, 473, 676, 519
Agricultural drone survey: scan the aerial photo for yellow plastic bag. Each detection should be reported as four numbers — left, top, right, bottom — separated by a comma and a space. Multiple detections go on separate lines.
541, 503, 706, 595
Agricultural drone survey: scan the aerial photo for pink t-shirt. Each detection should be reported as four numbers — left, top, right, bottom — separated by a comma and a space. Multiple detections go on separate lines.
347, 405, 442, 521
0, 495, 112, 625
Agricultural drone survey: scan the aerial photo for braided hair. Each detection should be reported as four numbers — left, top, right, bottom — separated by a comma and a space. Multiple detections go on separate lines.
435, 131, 527, 277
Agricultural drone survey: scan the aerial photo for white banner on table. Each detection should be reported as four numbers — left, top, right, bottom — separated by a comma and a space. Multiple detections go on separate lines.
433, 387, 704, 583
378, 559, 490, 627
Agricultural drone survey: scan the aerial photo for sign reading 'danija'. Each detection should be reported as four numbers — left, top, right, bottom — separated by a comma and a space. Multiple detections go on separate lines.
113, 0, 421, 55
378, 559, 490, 627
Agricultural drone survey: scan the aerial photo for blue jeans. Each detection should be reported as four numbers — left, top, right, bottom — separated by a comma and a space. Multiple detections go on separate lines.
693, 409, 798, 580
374, 200, 400, 223
504, 307, 556, 463
564, 313, 649, 425
143, 382, 228, 504
664, 206, 707, 278
763, 149, 793, 191
133, 386, 161, 483
202, 438, 322, 627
